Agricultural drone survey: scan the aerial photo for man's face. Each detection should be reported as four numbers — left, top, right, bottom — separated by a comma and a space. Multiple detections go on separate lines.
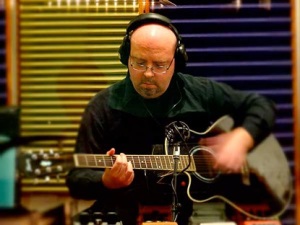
128, 24, 177, 99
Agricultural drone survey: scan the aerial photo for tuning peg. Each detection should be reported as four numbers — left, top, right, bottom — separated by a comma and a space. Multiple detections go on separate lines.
46, 167, 52, 173
56, 165, 63, 172
34, 178, 39, 184
31, 153, 38, 160
43, 153, 49, 160
34, 168, 41, 175
49, 148, 54, 154
45, 176, 50, 182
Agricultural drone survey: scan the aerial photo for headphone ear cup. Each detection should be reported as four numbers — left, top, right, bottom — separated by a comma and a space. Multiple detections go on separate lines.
175, 43, 188, 71
118, 35, 130, 66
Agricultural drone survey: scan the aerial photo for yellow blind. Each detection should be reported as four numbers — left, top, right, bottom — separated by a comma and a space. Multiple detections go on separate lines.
18, 0, 139, 192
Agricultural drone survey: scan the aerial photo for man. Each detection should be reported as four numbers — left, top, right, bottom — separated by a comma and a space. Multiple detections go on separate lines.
66, 13, 276, 225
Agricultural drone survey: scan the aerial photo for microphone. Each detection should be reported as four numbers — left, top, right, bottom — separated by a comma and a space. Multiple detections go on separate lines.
165, 121, 190, 143
172, 142, 180, 158
165, 121, 190, 222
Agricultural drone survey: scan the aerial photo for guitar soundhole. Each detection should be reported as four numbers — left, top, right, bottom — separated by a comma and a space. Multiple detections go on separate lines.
190, 146, 219, 183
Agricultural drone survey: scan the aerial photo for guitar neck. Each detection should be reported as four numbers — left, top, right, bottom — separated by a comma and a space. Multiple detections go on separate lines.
73, 154, 196, 172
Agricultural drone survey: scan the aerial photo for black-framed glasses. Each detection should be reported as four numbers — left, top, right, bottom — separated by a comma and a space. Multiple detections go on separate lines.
129, 56, 174, 74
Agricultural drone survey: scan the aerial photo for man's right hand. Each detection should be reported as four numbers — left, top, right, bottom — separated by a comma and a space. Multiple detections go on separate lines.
102, 148, 134, 189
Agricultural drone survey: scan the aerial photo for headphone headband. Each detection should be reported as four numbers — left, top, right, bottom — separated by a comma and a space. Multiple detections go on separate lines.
118, 13, 188, 71
126, 13, 181, 40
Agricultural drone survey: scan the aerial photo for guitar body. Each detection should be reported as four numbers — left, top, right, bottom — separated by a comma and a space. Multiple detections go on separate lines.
181, 116, 293, 219
185, 162, 288, 218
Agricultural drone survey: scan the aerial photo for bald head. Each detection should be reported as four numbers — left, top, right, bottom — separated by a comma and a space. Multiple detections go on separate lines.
130, 24, 177, 58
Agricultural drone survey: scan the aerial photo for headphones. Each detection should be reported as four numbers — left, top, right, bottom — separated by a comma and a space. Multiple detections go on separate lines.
118, 13, 188, 72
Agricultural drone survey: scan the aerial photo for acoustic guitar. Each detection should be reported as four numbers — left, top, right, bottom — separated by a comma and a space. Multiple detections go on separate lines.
20, 115, 293, 220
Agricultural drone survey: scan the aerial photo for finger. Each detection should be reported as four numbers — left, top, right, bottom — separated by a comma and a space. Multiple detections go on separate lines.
225, 169, 233, 174
199, 136, 216, 145
124, 169, 134, 181
106, 148, 116, 156
112, 155, 128, 176
119, 153, 128, 163
124, 161, 134, 183
127, 160, 133, 171
124, 161, 134, 178
110, 155, 122, 174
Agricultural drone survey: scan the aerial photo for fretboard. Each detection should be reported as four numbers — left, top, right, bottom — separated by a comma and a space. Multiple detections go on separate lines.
73, 154, 196, 172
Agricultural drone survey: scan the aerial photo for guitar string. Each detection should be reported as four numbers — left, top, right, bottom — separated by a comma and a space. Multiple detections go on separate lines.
86, 155, 216, 175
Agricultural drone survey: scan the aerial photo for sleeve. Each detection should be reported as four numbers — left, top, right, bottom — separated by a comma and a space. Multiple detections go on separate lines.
65, 98, 112, 200
206, 79, 277, 145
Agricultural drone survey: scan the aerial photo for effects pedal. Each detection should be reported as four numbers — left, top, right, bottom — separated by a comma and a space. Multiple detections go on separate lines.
142, 222, 177, 225
73, 210, 122, 225
243, 220, 281, 225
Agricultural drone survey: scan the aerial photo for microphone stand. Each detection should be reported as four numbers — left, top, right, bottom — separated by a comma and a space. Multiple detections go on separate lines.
172, 142, 181, 222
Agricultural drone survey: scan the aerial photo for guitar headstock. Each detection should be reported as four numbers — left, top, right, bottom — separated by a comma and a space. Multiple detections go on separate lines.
18, 149, 73, 181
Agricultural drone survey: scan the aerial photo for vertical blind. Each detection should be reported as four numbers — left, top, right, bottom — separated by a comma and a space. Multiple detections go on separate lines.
152, 1, 294, 224
0, 0, 6, 106
18, 0, 138, 191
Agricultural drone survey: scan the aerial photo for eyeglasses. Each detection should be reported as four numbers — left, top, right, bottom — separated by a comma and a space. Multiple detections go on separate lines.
129, 56, 174, 74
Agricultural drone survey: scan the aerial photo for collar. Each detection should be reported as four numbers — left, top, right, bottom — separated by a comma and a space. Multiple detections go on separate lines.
108, 73, 183, 117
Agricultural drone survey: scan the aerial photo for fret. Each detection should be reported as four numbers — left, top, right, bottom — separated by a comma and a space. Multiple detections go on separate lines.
103, 155, 113, 168
83, 154, 88, 166
171, 155, 175, 170
178, 157, 182, 170
79, 154, 87, 166
141, 155, 146, 169
163, 155, 168, 170
189, 155, 195, 172
94, 155, 100, 167
145, 155, 151, 169
130, 156, 135, 168
186, 156, 190, 170
138, 155, 142, 169
158, 156, 163, 170
184, 155, 195, 172
87, 155, 96, 167
143, 156, 148, 169
164, 156, 168, 170
167, 155, 172, 170
94, 155, 101, 167
182, 155, 188, 171
178, 156, 182, 170
101, 155, 106, 168
181, 155, 186, 170
146, 155, 150, 169
150, 155, 154, 169
154, 155, 159, 169
110, 156, 114, 167
158, 155, 163, 169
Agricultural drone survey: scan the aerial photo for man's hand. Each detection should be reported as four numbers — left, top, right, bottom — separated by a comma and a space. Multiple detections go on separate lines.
199, 127, 254, 173
102, 148, 134, 189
